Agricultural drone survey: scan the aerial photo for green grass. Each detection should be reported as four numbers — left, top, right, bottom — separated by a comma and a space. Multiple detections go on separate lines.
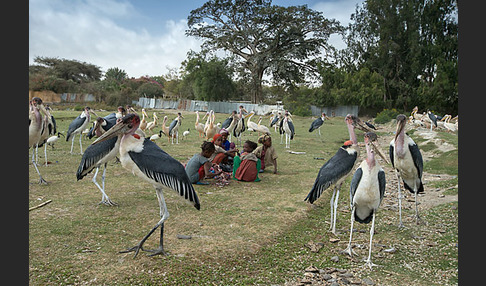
29, 108, 458, 285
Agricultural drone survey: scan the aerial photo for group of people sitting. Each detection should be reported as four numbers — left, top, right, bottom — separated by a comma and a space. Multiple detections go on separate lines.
185, 129, 278, 185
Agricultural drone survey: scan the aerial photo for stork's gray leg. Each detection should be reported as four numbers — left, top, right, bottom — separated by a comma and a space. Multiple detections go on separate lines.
44, 143, 48, 166
70, 134, 75, 154
92, 164, 116, 206
343, 206, 357, 256
79, 132, 84, 154
414, 185, 422, 225
395, 171, 404, 228
364, 211, 379, 269
329, 186, 337, 231
332, 184, 341, 235
120, 187, 169, 258
32, 148, 47, 184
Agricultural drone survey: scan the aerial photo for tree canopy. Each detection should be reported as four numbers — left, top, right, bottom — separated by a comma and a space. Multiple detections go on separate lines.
186, 0, 343, 103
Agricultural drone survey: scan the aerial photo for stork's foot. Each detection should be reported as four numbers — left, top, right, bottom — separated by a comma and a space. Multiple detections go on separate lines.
144, 246, 170, 257
414, 215, 424, 225
363, 259, 379, 270
39, 177, 48, 185
341, 245, 357, 257
98, 198, 117, 206
397, 222, 405, 229
119, 244, 145, 258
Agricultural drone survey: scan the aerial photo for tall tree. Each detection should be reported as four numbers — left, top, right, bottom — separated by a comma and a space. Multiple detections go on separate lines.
186, 0, 342, 103
181, 52, 236, 101
345, 0, 457, 113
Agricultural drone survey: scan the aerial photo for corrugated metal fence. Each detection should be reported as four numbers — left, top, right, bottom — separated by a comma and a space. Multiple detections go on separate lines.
135, 97, 358, 117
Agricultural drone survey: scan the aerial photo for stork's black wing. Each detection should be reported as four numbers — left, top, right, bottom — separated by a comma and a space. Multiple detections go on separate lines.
76, 136, 118, 180
389, 144, 395, 169
288, 121, 295, 139
409, 142, 423, 179
66, 114, 86, 141
309, 118, 323, 132
349, 167, 363, 207
168, 119, 178, 135
378, 170, 386, 202
129, 139, 200, 210
270, 116, 279, 127
304, 148, 358, 204
221, 116, 233, 129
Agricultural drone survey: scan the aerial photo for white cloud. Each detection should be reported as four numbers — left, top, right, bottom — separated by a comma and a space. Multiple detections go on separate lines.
311, 0, 363, 50
29, 0, 202, 78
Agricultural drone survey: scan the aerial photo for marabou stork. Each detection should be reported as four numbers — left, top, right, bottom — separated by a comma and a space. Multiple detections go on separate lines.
92, 113, 200, 258
309, 112, 329, 136
280, 112, 294, 148
233, 106, 248, 146
66, 106, 97, 154
221, 111, 238, 142
427, 110, 438, 131
270, 112, 282, 133
76, 135, 120, 206
87, 113, 117, 139
169, 112, 184, 144
304, 114, 371, 235
389, 114, 424, 226
37, 104, 57, 166
29, 97, 48, 184
342, 132, 386, 269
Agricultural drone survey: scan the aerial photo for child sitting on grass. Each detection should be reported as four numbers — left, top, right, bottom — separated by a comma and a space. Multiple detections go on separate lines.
253, 134, 278, 174
185, 141, 221, 185
233, 140, 260, 182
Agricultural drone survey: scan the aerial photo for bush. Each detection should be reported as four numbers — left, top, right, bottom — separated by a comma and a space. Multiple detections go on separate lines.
374, 108, 401, 124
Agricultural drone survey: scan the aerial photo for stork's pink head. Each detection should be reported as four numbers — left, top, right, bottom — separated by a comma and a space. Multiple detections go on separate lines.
92, 113, 141, 145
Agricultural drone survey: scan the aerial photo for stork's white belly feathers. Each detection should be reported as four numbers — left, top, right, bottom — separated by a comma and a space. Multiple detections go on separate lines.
353, 161, 383, 219
119, 135, 155, 186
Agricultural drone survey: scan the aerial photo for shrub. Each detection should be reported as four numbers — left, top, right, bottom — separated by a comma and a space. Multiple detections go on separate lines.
374, 108, 401, 124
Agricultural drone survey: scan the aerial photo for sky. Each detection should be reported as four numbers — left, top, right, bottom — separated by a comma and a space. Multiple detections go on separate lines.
29, 0, 363, 78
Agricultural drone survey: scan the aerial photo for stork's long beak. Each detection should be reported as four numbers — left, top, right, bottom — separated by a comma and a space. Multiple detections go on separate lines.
365, 132, 390, 164
394, 119, 406, 141
92, 120, 128, 145
350, 116, 372, 132
89, 109, 99, 117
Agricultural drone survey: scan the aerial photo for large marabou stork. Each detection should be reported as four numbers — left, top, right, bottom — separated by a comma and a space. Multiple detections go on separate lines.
76, 136, 120, 206
233, 107, 248, 146
29, 97, 48, 184
91, 113, 200, 258
221, 111, 238, 142
389, 114, 424, 226
280, 112, 294, 148
304, 114, 371, 235
87, 112, 117, 139
342, 132, 386, 269
169, 112, 184, 144
270, 111, 282, 134
309, 112, 329, 136
66, 107, 96, 154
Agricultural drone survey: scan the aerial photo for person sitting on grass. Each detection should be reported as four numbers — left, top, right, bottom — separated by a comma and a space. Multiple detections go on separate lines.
185, 141, 221, 185
233, 140, 261, 182
253, 134, 278, 174
210, 133, 238, 166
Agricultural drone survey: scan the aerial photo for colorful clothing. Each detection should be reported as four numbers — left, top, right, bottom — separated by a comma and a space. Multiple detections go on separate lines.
233, 152, 261, 182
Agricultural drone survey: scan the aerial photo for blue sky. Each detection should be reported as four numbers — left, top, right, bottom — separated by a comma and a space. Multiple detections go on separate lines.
29, 0, 362, 78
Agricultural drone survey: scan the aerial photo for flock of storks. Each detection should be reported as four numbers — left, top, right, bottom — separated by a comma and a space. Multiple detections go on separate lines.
30, 97, 432, 269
